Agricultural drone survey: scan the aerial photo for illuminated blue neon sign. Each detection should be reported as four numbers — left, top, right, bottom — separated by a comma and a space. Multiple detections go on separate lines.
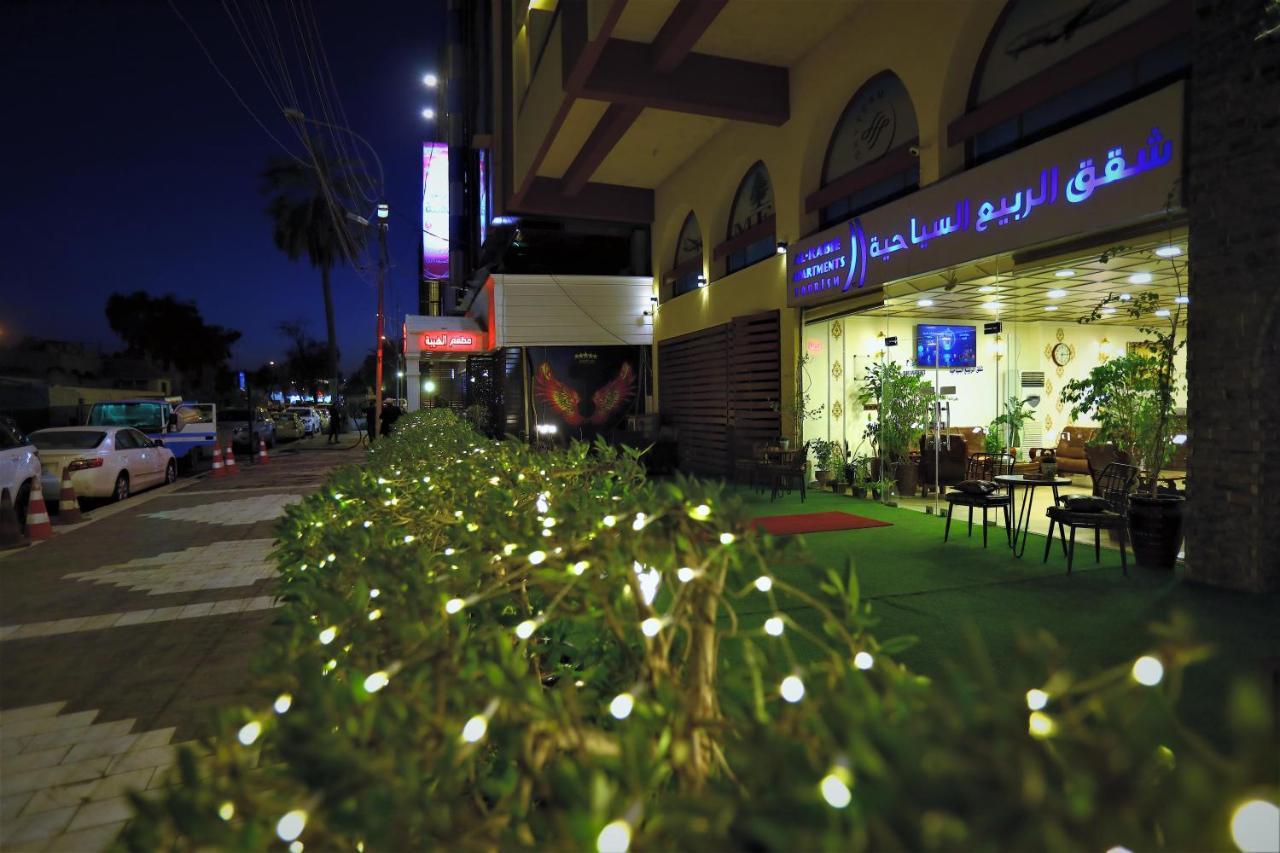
789, 127, 1174, 302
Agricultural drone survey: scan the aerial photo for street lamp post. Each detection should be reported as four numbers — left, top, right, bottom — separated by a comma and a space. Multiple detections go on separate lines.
373, 202, 389, 440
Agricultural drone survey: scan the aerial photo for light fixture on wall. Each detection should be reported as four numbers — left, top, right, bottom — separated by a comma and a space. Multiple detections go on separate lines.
775, 241, 788, 255
1047, 289, 1067, 299
1099, 337, 1112, 362
1055, 269, 1076, 278
1128, 272, 1153, 284
1155, 245, 1182, 258
917, 299, 934, 307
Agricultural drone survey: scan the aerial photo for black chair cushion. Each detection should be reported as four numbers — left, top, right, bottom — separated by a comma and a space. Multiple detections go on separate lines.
1063, 495, 1109, 512
954, 479, 997, 495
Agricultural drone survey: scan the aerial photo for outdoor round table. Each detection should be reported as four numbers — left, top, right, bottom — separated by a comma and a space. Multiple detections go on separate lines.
993, 474, 1073, 558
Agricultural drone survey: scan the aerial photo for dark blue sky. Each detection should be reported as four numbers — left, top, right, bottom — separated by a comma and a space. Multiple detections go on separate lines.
1, 0, 443, 373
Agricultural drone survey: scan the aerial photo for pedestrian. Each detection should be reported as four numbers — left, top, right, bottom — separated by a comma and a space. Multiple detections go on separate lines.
364, 401, 376, 443
328, 395, 343, 444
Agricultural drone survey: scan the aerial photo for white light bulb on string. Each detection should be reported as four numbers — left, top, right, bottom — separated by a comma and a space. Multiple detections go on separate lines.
318, 626, 337, 645
542, 517, 556, 528
641, 617, 662, 637
689, 503, 711, 520
445, 598, 465, 614
536, 492, 550, 513
754, 576, 773, 592
820, 772, 852, 808
528, 550, 547, 565
515, 619, 538, 640
570, 560, 589, 576
444, 547, 455, 556
237, 721, 261, 746
634, 564, 660, 605
274, 693, 292, 714
764, 617, 784, 636
290, 841, 304, 853
602, 515, 616, 527
1028, 711, 1056, 738
218, 801, 235, 821
363, 671, 390, 693
1132, 655, 1164, 686
369, 588, 380, 599
609, 692, 635, 719
503, 543, 517, 556
597, 819, 632, 853
461, 715, 488, 743
276, 809, 308, 842
363, 520, 372, 528
854, 651, 874, 670
719, 532, 735, 545
677, 567, 695, 583
403, 535, 415, 544
1231, 799, 1279, 852
632, 512, 647, 531
780, 675, 805, 703
368, 609, 382, 621
1026, 689, 1049, 710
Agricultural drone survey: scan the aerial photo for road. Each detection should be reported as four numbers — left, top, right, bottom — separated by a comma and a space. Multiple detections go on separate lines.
0, 437, 361, 851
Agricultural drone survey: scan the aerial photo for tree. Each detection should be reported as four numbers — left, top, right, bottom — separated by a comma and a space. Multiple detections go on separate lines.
105, 291, 240, 389
277, 321, 331, 397
261, 142, 368, 405
345, 336, 402, 398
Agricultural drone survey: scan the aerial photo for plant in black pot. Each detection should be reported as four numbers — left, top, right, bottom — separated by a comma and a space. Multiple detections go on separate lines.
856, 361, 936, 504
812, 439, 835, 487
1065, 240, 1187, 569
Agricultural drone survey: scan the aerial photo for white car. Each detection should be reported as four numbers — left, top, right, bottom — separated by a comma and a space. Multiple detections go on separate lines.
30, 426, 177, 502
286, 407, 321, 436
272, 412, 305, 441
1, 420, 41, 527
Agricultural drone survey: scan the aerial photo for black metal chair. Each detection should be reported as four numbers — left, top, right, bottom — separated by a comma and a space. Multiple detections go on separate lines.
943, 453, 1014, 547
765, 442, 809, 503
1043, 462, 1139, 574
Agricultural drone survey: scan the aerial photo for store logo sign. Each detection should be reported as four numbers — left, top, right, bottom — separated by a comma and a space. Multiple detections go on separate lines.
418, 331, 485, 352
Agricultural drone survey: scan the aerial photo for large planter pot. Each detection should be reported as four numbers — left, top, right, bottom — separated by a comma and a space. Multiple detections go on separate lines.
895, 462, 919, 497
1127, 494, 1185, 570
815, 469, 830, 486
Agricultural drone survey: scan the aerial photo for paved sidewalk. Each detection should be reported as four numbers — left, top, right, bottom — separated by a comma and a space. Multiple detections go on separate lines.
0, 443, 361, 850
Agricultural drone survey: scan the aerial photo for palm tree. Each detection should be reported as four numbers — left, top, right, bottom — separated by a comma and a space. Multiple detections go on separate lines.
261, 144, 368, 400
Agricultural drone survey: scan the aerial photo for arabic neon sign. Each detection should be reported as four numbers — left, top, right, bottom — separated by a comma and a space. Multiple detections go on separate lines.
786, 83, 1183, 309
418, 331, 487, 352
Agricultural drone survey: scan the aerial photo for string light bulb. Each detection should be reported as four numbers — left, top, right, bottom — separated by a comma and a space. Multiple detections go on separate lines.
276, 810, 308, 842
218, 801, 235, 821
461, 715, 488, 743
318, 626, 337, 645
640, 617, 662, 637
445, 598, 465, 614
780, 675, 805, 703
689, 504, 711, 520
602, 515, 616, 527
1028, 711, 1056, 739
764, 616, 784, 636
1132, 655, 1164, 686
528, 550, 547, 565
754, 576, 773, 592
597, 819, 632, 853
719, 532, 735, 545
677, 567, 696, 583
570, 561, 589, 576
820, 771, 852, 808
1230, 799, 1279, 852
854, 651, 874, 670
363, 671, 390, 693
1025, 688, 1049, 710
274, 693, 292, 714
609, 692, 635, 719
515, 619, 538, 640
237, 721, 261, 746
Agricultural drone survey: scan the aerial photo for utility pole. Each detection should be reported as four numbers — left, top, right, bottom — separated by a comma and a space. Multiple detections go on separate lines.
373, 202, 390, 440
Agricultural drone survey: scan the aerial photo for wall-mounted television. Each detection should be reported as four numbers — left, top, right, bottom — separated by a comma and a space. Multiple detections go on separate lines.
915, 324, 977, 368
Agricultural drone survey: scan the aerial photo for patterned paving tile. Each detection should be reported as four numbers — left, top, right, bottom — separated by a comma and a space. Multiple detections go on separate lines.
143, 493, 302, 526
61, 540, 277, 596
0, 596, 279, 642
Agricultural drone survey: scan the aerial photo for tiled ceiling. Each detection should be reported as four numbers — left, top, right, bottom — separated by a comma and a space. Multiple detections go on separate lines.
876, 229, 1190, 327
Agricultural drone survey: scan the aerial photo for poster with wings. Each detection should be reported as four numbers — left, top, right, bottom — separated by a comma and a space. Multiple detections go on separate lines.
530, 346, 639, 439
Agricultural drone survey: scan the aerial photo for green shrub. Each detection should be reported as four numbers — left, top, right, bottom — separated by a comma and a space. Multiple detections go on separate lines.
123, 411, 1276, 852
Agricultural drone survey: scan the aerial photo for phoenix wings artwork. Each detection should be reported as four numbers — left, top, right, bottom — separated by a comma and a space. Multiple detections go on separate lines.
534, 360, 636, 427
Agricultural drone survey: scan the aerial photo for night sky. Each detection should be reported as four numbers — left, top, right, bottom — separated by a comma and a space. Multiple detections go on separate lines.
1, 0, 444, 373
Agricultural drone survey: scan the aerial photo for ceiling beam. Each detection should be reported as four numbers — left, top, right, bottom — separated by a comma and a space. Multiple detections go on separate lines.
561, 104, 643, 197
650, 0, 729, 72
514, 177, 654, 224
582, 39, 789, 125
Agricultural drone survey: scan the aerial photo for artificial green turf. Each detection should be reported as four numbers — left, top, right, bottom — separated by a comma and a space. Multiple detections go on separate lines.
731, 487, 1280, 741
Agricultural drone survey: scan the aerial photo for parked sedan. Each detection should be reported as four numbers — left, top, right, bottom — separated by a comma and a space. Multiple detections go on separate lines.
286, 407, 321, 436
30, 427, 177, 502
271, 411, 305, 441
221, 407, 276, 449
1, 420, 40, 528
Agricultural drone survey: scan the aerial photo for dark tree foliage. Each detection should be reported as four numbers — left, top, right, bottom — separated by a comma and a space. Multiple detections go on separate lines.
276, 321, 332, 394
104, 291, 240, 380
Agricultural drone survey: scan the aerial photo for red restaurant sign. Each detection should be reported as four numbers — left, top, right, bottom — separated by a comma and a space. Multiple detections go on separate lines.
419, 330, 487, 352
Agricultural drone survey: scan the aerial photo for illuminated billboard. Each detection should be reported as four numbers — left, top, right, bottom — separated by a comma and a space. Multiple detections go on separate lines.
422, 141, 449, 280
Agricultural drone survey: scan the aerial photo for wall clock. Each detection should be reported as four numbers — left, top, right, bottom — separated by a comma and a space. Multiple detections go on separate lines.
1050, 342, 1074, 367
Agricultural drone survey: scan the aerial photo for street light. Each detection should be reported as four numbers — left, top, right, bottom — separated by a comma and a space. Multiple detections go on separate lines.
421, 107, 435, 120
422, 73, 438, 88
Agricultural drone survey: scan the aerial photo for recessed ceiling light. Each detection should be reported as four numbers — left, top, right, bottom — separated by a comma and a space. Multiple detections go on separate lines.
1101, 307, 1117, 314
1055, 270, 1075, 278
1174, 295, 1189, 304
1155, 245, 1182, 258
917, 299, 934, 307
1155, 308, 1171, 317
979, 285, 998, 293
1128, 272, 1153, 284
981, 302, 1002, 310
1047, 289, 1067, 299
1043, 305, 1058, 311
1119, 293, 1132, 301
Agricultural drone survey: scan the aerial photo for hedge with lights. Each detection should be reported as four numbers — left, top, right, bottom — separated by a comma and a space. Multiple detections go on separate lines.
122, 410, 1277, 852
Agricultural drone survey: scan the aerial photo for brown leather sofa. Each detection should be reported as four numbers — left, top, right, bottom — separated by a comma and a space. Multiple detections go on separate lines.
1054, 426, 1098, 476
918, 434, 968, 494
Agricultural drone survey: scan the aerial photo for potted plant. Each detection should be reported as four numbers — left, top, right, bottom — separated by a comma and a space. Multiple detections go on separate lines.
856, 361, 936, 503
990, 396, 1036, 461
982, 423, 1004, 456
828, 443, 846, 492
772, 354, 824, 452
813, 439, 834, 486
1064, 229, 1187, 568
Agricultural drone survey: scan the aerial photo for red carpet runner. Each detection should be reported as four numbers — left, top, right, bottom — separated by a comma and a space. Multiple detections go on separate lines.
749, 511, 892, 536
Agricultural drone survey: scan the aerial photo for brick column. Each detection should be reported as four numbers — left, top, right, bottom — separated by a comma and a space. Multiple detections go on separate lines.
1184, 1, 1280, 591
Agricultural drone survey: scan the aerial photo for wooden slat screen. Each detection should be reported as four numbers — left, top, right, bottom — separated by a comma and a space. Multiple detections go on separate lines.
658, 310, 780, 477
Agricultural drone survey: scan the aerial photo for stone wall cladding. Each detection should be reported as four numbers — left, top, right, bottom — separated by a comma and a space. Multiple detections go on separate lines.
1186, 0, 1280, 591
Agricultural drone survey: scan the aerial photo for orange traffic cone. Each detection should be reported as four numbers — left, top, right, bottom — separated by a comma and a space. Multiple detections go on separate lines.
0, 489, 28, 549
24, 478, 53, 541
224, 443, 239, 475
258, 438, 270, 465
210, 443, 226, 477
54, 469, 83, 524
